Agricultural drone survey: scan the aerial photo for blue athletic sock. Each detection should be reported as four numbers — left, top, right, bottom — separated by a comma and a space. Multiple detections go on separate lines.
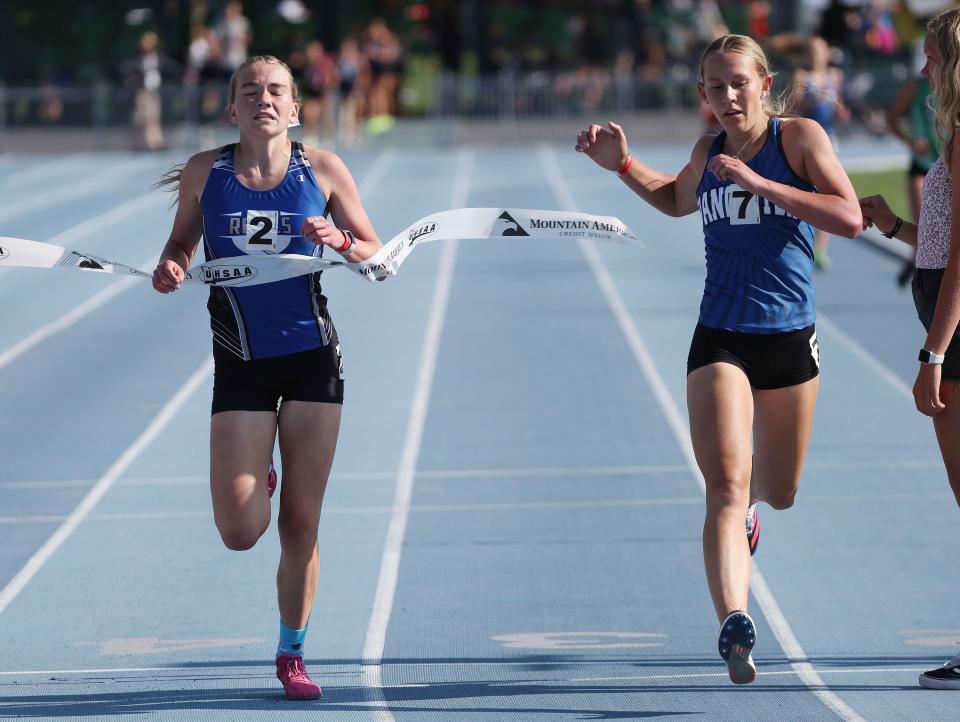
276, 621, 308, 659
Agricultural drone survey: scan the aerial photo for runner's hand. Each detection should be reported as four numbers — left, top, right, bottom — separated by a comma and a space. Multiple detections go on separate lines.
708, 155, 765, 195
302, 215, 343, 250
153, 259, 185, 293
576, 122, 630, 172
914, 363, 946, 416
858, 195, 896, 233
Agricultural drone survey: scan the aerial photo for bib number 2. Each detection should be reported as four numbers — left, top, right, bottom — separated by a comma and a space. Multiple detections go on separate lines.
245, 210, 278, 252
725, 185, 760, 225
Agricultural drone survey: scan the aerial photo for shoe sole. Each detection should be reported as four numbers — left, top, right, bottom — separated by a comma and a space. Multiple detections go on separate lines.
919, 674, 960, 690
727, 645, 756, 684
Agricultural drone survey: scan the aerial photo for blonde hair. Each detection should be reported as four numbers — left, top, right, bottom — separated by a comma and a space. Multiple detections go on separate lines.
155, 55, 300, 196
928, 9, 960, 161
698, 34, 788, 117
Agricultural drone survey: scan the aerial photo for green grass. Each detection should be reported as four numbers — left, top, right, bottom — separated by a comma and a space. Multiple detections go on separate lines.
847, 168, 911, 220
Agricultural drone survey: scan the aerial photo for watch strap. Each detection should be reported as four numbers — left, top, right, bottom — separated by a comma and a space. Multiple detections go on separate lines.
919, 348, 946, 365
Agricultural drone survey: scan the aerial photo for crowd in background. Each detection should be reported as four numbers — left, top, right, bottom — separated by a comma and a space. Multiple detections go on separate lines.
3, 0, 954, 150
118, 1, 405, 149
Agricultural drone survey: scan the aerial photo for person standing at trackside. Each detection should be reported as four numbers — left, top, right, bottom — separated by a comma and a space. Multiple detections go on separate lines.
152, 54, 382, 700
859, 9, 960, 691
575, 34, 862, 685
887, 70, 940, 287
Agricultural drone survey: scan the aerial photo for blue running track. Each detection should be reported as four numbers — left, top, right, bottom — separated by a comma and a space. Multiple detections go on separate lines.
0, 139, 956, 721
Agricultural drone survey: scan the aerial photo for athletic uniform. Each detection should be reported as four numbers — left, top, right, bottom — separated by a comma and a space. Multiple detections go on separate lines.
688, 117, 821, 389
908, 78, 940, 179
200, 141, 344, 413
913, 157, 960, 380
800, 73, 840, 140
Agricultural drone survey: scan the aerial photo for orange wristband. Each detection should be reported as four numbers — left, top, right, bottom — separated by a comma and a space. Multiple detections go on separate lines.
616, 155, 634, 176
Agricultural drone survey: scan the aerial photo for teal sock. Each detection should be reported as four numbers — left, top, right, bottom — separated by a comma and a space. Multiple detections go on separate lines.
277, 621, 308, 658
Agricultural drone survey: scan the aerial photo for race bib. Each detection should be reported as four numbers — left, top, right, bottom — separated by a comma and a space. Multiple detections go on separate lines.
725, 185, 760, 225
245, 210, 279, 252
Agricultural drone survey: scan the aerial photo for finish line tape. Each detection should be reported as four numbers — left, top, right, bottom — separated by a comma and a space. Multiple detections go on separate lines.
0, 207, 639, 287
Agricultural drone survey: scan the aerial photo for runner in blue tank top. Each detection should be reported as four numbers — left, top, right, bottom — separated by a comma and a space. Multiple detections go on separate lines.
576, 34, 861, 685
789, 35, 850, 271
151, 55, 383, 700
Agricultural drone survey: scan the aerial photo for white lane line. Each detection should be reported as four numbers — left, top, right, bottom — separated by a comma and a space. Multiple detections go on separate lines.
0, 254, 157, 372
45, 192, 167, 246
0, 188, 169, 367
0, 154, 86, 191
0, 357, 213, 616
842, 155, 909, 173
0, 496, 704, 525
3, 487, 954, 526
816, 313, 914, 399
358, 148, 396, 197
0, 188, 166, 282
539, 144, 868, 722
568, 665, 927, 683
3, 457, 941, 491
0, 156, 155, 224
360, 148, 473, 722
0, 662, 928, 679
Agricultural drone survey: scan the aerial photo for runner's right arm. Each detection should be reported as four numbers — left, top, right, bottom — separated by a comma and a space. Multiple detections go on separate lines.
153, 151, 216, 293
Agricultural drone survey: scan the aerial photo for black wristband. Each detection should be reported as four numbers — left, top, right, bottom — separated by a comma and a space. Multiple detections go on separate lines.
883, 216, 903, 239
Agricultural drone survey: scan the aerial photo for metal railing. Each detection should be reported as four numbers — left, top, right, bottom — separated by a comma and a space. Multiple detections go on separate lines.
0, 58, 916, 152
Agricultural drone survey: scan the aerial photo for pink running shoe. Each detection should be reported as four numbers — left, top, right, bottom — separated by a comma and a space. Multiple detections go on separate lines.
275, 654, 322, 700
267, 459, 277, 498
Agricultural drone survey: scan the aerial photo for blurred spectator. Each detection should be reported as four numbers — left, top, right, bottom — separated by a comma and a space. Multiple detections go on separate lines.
300, 40, 339, 146
186, 26, 228, 123
214, 1, 252, 78
791, 35, 850, 270
186, 26, 221, 85
123, 31, 180, 151
863, 0, 899, 56
887, 48, 941, 286
37, 82, 64, 124
364, 18, 402, 130
337, 37, 368, 147
819, 0, 860, 50
747, 1, 770, 40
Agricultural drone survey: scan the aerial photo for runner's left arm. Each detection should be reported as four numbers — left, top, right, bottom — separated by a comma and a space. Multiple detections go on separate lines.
300, 147, 382, 262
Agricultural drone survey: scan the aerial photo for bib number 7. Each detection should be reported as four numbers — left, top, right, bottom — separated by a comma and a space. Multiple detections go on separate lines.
725, 184, 761, 225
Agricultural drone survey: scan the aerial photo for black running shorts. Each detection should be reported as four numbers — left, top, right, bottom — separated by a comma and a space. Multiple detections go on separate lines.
212, 343, 345, 415
912, 268, 960, 381
687, 322, 821, 390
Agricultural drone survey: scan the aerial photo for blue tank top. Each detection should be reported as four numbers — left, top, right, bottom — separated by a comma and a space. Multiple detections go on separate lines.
695, 117, 817, 333
802, 76, 838, 137
200, 142, 333, 360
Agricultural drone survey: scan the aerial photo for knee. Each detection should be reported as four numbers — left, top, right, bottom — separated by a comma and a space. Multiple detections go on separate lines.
217, 522, 268, 551
278, 512, 320, 552
764, 486, 797, 510
705, 468, 751, 510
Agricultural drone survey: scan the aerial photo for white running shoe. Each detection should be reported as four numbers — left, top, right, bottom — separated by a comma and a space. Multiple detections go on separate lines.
919, 651, 960, 690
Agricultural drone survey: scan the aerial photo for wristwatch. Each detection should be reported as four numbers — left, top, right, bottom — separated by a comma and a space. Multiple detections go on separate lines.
919, 348, 946, 365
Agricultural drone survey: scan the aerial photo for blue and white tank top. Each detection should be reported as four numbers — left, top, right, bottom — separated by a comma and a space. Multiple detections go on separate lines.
801, 73, 839, 137
695, 117, 817, 333
200, 141, 334, 360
